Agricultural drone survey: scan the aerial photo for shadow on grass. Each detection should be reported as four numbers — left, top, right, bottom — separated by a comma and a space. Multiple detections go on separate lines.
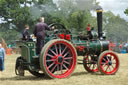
72, 71, 88, 76
0, 75, 51, 81
72, 71, 103, 76
0, 72, 103, 81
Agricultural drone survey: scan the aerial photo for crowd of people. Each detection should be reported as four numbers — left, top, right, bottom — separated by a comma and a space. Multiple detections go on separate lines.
112, 42, 128, 53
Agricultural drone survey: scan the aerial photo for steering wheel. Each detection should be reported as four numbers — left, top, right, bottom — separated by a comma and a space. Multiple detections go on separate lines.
48, 23, 67, 29
48, 23, 71, 40
48, 23, 69, 33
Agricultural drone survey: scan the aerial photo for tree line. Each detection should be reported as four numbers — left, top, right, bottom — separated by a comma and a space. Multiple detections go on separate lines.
0, 0, 128, 44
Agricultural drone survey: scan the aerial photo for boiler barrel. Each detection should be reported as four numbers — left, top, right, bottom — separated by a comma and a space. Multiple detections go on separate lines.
76, 40, 109, 56
87, 40, 109, 54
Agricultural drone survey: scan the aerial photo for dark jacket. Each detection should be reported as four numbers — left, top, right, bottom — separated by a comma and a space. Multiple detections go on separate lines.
33, 22, 50, 39
22, 29, 30, 40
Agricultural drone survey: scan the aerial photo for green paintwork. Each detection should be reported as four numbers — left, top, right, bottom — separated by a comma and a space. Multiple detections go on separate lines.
16, 41, 37, 64
72, 40, 106, 56
16, 28, 109, 71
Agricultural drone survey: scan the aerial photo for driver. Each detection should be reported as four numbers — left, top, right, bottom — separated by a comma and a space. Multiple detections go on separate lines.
33, 17, 51, 54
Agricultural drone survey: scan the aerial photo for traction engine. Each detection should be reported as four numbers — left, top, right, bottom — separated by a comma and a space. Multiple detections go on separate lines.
15, 8, 120, 78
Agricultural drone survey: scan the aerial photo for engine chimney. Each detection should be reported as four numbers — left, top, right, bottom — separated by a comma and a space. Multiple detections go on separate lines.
96, 8, 103, 39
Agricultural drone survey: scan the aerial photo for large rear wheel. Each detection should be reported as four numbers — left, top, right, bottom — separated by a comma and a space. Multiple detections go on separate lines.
40, 39, 77, 78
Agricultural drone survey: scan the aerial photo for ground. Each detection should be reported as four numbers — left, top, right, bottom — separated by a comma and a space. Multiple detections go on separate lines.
0, 54, 128, 85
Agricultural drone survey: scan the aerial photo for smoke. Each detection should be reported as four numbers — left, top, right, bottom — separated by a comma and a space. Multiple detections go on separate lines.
29, 0, 102, 19
57, 0, 101, 11
29, 1, 57, 19
75, 0, 95, 10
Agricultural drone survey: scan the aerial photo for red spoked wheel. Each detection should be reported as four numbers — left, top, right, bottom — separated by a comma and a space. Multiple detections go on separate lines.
40, 39, 77, 78
98, 51, 120, 75
83, 55, 98, 72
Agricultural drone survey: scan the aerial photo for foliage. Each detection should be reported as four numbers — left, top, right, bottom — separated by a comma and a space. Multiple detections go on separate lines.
0, 29, 20, 44
124, 8, 128, 16
103, 11, 128, 42
0, 0, 128, 44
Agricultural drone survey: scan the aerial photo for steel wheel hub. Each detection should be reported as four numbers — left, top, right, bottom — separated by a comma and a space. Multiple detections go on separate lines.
107, 61, 112, 66
57, 56, 64, 64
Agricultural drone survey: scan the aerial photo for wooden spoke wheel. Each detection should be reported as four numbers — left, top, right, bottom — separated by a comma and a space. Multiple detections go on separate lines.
40, 39, 77, 78
98, 51, 120, 75
83, 55, 98, 72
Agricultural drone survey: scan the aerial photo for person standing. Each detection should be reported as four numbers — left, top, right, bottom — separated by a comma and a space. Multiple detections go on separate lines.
22, 25, 30, 41
33, 17, 50, 54
0, 43, 6, 72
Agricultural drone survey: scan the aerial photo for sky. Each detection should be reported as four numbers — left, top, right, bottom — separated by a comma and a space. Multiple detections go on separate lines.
96, 0, 128, 21
53, 0, 128, 21
0, 0, 128, 23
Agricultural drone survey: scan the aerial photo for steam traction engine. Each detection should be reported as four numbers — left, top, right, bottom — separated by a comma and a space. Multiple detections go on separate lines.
15, 9, 119, 78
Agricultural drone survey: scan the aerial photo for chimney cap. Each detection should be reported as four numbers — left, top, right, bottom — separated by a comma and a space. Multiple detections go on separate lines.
96, 8, 103, 13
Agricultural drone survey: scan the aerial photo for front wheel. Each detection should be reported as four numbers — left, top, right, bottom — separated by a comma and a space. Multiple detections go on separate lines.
40, 39, 77, 78
97, 51, 120, 75
83, 55, 98, 72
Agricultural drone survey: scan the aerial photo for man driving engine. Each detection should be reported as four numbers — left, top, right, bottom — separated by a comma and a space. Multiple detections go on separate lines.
33, 17, 51, 55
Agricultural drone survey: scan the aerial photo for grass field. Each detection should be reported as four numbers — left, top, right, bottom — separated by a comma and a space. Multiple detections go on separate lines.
0, 53, 128, 85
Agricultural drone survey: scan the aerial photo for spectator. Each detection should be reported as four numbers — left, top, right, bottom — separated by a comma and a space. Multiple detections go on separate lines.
0, 43, 6, 72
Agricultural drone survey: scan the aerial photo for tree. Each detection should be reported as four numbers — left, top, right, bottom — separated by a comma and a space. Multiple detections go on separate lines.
54, 0, 99, 32
124, 8, 128, 16
103, 11, 128, 42
0, 0, 35, 32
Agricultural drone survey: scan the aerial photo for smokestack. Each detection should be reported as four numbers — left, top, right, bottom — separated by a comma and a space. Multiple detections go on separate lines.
96, 8, 103, 38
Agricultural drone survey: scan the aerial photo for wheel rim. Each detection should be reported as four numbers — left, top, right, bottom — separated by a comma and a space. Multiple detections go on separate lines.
84, 56, 98, 72
43, 40, 77, 78
99, 52, 119, 74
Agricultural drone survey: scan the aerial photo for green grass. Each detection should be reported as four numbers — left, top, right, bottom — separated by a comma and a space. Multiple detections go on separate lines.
0, 54, 128, 85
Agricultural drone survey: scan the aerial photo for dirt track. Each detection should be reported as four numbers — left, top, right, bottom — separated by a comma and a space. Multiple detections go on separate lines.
0, 54, 128, 85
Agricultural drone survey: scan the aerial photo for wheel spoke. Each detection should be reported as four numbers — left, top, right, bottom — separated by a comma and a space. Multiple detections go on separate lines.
47, 54, 54, 58
111, 65, 115, 69
87, 57, 90, 63
89, 64, 92, 69
63, 51, 69, 57
102, 64, 107, 68
64, 57, 73, 60
106, 56, 110, 61
63, 64, 68, 70
61, 46, 67, 55
46, 59, 56, 62
112, 62, 116, 64
102, 58, 107, 62
64, 60, 70, 65
108, 66, 111, 72
105, 66, 109, 72
57, 64, 59, 75
109, 55, 112, 60
92, 64, 96, 70
51, 64, 57, 73
49, 49, 57, 56
55, 44, 58, 55
112, 57, 115, 61
101, 62, 106, 65
48, 62, 55, 69
59, 44, 62, 54
61, 64, 63, 74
